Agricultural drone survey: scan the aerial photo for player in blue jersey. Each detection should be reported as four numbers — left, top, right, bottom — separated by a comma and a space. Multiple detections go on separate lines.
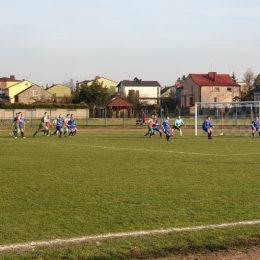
19, 113, 26, 138
251, 116, 260, 138
202, 116, 213, 139
68, 114, 77, 136
162, 116, 171, 142
152, 115, 162, 137
172, 115, 184, 137
50, 114, 64, 138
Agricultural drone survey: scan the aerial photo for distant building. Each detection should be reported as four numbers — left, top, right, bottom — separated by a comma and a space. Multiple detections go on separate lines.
4, 80, 33, 103
15, 84, 54, 104
78, 76, 118, 96
254, 86, 260, 101
117, 77, 161, 105
107, 94, 133, 116
181, 72, 241, 109
0, 75, 21, 91
46, 84, 71, 102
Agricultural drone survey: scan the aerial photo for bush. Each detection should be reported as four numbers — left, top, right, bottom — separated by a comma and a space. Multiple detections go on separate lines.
120, 111, 125, 118
108, 106, 113, 118
116, 107, 119, 118
127, 107, 132, 118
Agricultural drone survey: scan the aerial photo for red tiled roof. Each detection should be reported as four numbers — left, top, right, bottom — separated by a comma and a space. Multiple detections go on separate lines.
108, 96, 133, 107
189, 72, 240, 86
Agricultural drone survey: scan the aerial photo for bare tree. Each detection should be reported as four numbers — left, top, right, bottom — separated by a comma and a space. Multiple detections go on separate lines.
242, 68, 254, 93
63, 79, 76, 92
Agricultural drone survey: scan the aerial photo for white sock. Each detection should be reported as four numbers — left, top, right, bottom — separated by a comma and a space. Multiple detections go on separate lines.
180, 130, 182, 136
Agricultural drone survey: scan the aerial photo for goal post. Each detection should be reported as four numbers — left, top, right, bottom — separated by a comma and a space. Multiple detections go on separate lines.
195, 101, 260, 136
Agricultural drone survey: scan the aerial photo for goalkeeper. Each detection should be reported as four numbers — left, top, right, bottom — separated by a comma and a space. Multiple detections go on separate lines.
202, 116, 213, 139
172, 115, 184, 136
251, 116, 260, 138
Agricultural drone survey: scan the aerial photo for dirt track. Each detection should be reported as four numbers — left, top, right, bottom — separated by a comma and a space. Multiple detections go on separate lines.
154, 246, 260, 259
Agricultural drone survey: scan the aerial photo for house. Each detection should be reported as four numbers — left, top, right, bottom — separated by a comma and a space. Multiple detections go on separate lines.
160, 87, 171, 97
78, 76, 118, 95
0, 93, 10, 103
181, 72, 241, 109
107, 94, 133, 116
254, 86, 260, 101
117, 77, 161, 105
4, 80, 34, 103
15, 84, 54, 104
46, 84, 71, 102
0, 75, 21, 91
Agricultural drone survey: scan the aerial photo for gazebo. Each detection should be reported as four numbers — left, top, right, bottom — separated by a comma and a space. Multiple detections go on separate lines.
107, 95, 133, 117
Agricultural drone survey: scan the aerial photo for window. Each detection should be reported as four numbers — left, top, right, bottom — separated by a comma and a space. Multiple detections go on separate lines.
33, 90, 39, 96
214, 87, 220, 92
189, 97, 194, 106
227, 87, 232, 92
214, 97, 217, 102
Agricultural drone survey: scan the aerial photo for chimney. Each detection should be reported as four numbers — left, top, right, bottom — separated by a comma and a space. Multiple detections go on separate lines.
46, 84, 49, 89
10, 75, 15, 80
140, 79, 142, 84
95, 76, 100, 80
208, 72, 217, 82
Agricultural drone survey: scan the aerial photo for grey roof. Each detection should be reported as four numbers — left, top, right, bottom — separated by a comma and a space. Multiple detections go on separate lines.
117, 77, 161, 87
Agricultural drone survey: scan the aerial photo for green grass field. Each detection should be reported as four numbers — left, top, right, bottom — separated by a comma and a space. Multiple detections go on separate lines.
1, 128, 260, 259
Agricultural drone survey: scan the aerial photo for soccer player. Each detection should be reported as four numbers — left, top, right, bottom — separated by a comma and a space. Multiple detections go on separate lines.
143, 118, 153, 137
11, 112, 19, 136
162, 116, 171, 142
202, 116, 213, 139
33, 112, 48, 138
44, 115, 52, 136
68, 114, 77, 136
62, 114, 70, 137
172, 115, 184, 137
50, 114, 64, 137
19, 113, 26, 138
251, 116, 260, 138
13, 112, 21, 138
152, 115, 162, 137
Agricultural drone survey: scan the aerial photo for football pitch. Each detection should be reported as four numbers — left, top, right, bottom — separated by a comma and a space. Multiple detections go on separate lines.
1, 129, 260, 259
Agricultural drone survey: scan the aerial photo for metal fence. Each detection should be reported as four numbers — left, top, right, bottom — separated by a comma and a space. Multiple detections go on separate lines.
0, 108, 195, 129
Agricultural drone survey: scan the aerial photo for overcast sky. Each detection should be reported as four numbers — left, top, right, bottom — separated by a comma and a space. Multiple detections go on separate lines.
1, 0, 260, 87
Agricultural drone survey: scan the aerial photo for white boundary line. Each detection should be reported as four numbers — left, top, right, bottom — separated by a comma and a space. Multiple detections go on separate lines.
27, 141, 260, 157
0, 220, 260, 252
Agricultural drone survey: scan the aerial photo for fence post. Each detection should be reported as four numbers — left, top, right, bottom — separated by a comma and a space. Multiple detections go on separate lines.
31, 109, 33, 127
86, 109, 88, 126
105, 108, 107, 127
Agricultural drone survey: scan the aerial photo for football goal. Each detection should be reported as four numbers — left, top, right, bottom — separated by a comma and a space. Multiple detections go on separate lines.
195, 101, 260, 136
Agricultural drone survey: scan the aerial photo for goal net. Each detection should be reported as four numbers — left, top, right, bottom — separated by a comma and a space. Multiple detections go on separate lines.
195, 101, 260, 136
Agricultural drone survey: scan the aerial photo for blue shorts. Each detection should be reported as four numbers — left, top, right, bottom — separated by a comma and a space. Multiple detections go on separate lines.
152, 126, 160, 132
202, 127, 209, 132
56, 125, 62, 131
252, 126, 259, 131
164, 129, 170, 135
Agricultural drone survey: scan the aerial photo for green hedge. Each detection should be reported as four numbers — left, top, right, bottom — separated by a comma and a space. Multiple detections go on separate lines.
0, 102, 89, 109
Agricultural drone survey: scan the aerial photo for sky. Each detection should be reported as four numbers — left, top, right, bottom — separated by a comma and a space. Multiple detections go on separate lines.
1, 0, 260, 87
